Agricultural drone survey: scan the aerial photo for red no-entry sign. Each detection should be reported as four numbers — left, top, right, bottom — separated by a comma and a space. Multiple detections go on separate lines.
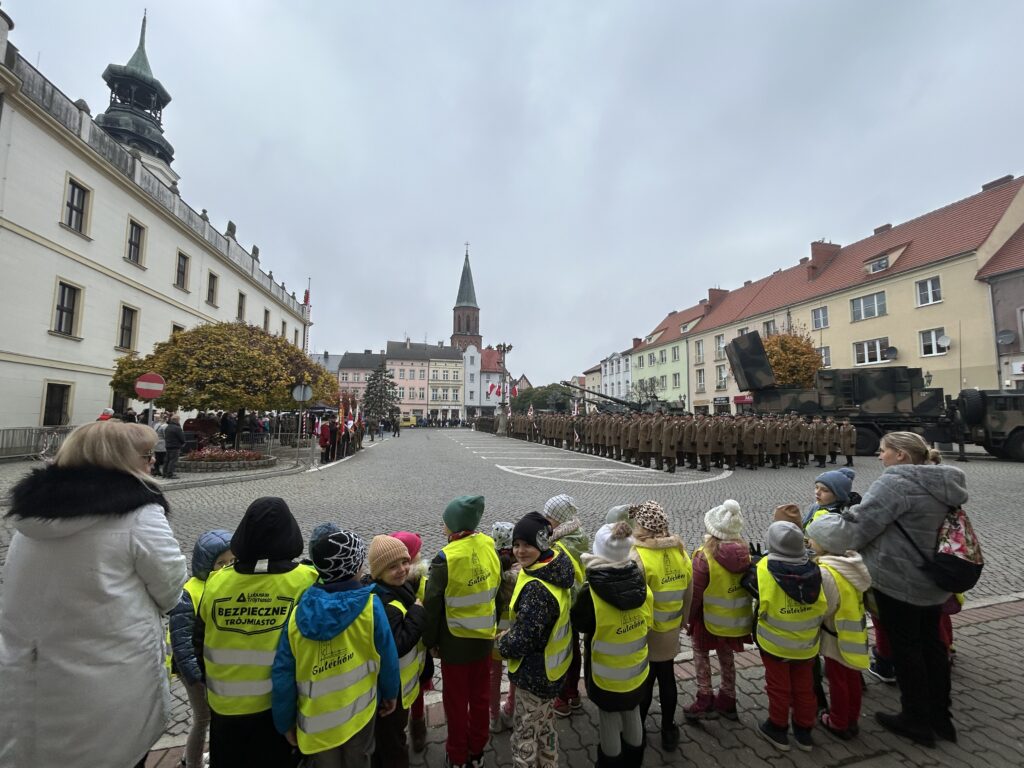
134, 372, 166, 400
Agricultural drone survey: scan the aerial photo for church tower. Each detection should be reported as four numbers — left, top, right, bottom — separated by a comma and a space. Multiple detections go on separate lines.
95, 14, 178, 187
450, 245, 482, 352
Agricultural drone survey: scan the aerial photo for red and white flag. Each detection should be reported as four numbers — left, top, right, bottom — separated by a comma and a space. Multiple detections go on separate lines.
496, 385, 502, 397
511, 385, 519, 398
488, 383, 496, 395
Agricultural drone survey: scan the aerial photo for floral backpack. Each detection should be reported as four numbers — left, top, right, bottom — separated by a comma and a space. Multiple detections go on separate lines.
896, 507, 984, 593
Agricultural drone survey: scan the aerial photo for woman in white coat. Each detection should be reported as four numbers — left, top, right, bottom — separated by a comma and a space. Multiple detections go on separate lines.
0, 420, 187, 768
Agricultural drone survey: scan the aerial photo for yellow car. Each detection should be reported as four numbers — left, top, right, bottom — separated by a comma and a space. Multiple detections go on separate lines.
399, 415, 416, 428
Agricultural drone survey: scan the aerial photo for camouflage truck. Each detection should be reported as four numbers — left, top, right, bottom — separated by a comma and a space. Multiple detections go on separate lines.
559, 380, 687, 414
726, 332, 1023, 460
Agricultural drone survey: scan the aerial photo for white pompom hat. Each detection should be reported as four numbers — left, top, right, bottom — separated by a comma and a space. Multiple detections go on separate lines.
704, 499, 744, 540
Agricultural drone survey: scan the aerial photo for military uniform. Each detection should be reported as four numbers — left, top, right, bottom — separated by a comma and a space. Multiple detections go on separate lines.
695, 415, 711, 471
719, 415, 737, 470
839, 421, 857, 466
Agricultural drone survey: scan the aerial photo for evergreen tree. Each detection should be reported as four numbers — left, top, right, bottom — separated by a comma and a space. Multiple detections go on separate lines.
362, 361, 399, 425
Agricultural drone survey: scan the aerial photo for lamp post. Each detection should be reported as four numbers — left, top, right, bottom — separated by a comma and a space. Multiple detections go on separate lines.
495, 343, 513, 435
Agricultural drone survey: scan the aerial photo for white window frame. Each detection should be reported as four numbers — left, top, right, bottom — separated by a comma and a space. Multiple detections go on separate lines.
659, 349, 667, 364
694, 340, 704, 365
867, 256, 889, 273
762, 320, 777, 337
811, 306, 829, 330
920, 328, 949, 357
817, 346, 831, 368
696, 368, 706, 392
714, 334, 725, 360
916, 276, 942, 307
672, 372, 680, 388
853, 337, 889, 366
715, 364, 728, 389
851, 291, 886, 322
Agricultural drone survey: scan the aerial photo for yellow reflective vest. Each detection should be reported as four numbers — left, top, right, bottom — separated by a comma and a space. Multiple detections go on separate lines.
820, 564, 869, 670
289, 594, 379, 754
695, 547, 752, 638
442, 534, 501, 639
590, 588, 653, 693
755, 558, 826, 660
507, 555, 572, 682
554, 541, 584, 588
389, 599, 427, 709
635, 544, 692, 632
166, 576, 205, 676
199, 564, 318, 715
804, 507, 831, 531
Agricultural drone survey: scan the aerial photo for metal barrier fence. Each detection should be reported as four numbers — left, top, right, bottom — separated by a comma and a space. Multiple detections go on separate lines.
0, 425, 76, 460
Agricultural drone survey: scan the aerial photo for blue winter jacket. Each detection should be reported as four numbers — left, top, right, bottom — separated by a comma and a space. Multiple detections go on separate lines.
168, 529, 232, 685
271, 579, 400, 735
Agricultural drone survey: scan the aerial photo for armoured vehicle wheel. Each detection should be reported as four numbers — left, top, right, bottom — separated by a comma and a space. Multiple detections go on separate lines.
1005, 432, 1024, 462
959, 389, 985, 427
856, 428, 880, 456
984, 445, 1007, 459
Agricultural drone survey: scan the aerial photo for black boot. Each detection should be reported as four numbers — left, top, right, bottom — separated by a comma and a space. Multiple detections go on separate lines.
621, 735, 646, 766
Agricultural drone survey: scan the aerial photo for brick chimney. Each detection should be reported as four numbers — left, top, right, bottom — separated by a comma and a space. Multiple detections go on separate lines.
807, 240, 841, 280
707, 288, 728, 308
632, 337, 642, 349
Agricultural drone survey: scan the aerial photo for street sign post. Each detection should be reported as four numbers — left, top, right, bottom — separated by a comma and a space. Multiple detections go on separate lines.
292, 383, 314, 466
134, 372, 166, 400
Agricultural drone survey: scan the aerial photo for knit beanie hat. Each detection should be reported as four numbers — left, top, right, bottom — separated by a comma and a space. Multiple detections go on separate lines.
369, 535, 410, 580
512, 511, 552, 552
443, 495, 485, 533
389, 531, 422, 561
592, 521, 634, 563
605, 504, 634, 526
491, 521, 514, 551
309, 522, 341, 558
232, 497, 303, 563
767, 521, 807, 564
704, 499, 744, 540
311, 529, 367, 582
630, 500, 668, 537
543, 494, 578, 525
773, 504, 803, 528
815, 468, 855, 504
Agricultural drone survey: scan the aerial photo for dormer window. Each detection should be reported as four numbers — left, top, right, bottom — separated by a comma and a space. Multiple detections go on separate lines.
867, 256, 889, 273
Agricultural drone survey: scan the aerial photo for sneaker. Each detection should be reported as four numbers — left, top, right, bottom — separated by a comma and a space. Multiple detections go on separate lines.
792, 725, 815, 752
468, 753, 485, 768
683, 692, 718, 723
569, 696, 583, 710
757, 719, 790, 752
552, 697, 572, 717
867, 649, 897, 684
818, 711, 853, 740
713, 691, 738, 721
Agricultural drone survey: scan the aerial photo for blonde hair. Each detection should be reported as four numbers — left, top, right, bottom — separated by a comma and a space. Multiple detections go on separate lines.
56, 421, 159, 483
880, 431, 942, 465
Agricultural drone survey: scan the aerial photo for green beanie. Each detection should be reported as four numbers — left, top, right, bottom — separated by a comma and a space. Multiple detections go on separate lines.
444, 495, 485, 533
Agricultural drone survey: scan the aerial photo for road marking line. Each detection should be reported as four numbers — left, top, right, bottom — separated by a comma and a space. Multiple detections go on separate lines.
495, 465, 733, 486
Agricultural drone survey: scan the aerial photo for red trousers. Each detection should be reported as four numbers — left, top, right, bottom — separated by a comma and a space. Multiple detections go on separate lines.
441, 658, 491, 763
873, 615, 891, 657
761, 652, 817, 730
824, 657, 862, 730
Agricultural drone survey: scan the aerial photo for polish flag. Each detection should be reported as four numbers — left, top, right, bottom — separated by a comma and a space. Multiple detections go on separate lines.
488, 383, 496, 395
496, 386, 502, 397
511, 385, 519, 398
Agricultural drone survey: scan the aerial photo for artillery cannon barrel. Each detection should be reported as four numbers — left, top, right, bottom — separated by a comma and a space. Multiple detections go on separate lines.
559, 380, 642, 412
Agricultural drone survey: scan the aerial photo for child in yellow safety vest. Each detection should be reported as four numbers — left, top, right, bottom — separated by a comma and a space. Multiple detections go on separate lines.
808, 537, 872, 740
389, 530, 433, 753
683, 500, 752, 723
168, 529, 234, 768
496, 511, 574, 768
271, 528, 400, 766
751, 521, 827, 753
571, 521, 653, 768
803, 468, 857, 530
629, 500, 692, 752
366, 535, 427, 768
489, 521, 518, 734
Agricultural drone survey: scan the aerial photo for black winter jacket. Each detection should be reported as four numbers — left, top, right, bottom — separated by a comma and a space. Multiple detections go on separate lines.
571, 560, 649, 711
369, 579, 427, 658
496, 550, 574, 699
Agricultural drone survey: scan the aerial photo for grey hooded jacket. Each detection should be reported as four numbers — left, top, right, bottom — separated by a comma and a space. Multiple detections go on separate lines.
806, 464, 967, 607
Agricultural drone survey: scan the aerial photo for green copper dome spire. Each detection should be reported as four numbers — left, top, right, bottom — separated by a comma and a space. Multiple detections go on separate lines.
125, 12, 153, 78
455, 246, 478, 309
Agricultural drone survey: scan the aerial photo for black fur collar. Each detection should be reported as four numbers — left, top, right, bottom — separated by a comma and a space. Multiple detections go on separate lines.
6, 465, 170, 520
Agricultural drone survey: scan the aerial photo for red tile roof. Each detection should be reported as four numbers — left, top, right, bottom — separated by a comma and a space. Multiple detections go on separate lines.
692, 176, 1024, 333
635, 303, 708, 352
481, 347, 504, 373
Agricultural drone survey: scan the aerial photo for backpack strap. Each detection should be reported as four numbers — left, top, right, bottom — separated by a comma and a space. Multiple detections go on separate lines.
893, 519, 930, 565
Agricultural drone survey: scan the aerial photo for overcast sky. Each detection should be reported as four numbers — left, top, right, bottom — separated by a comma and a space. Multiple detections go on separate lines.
10, 1, 1023, 384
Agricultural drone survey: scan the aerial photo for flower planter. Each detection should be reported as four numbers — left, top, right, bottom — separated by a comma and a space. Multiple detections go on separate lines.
177, 456, 279, 473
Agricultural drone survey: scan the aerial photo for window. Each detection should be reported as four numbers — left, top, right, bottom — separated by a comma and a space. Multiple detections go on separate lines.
818, 346, 831, 367
53, 281, 80, 336
432, 388, 439, 401
43, 382, 72, 426
616, 382, 621, 396
694, 340, 704, 364
920, 328, 949, 357
811, 306, 829, 330
399, 369, 406, 379
659, 375, 667, 389
443, 370, 450, 380
206, 272, 219, 306
636, 355, 644, 369
419, 388, 425, 400
648, 352, 656, 366
340, 372, 349, 382
64, 178, 89, 233
431, 370, 438, 380
263, 309, 270, 332
672, 372, 680, 388
453, 370, 459, 381
762, 320, 777, 337
175, 252, 190, 290
851, 291, 886, 321
453, 390, 459, 401
293, 330, 299, 346
281, 321, 287, 337
171, 323, 185, 336
624, 358, 629, 370
659, 349, 667, 364
419, 369, 425, 380
867, 256, 889, 273
916, 276, 942, 306
126, 220, 145, 265
398, 387, 405, 400
117, 305, 138, 350
388, 369, 395, 377
716, 364, 728, 389
353, 373, 360, 382
714, 334, 726, 360
696, 369, 706, 392
469, 355, 475, 365
236, 292, 246, 322
737, 327, 749, 337
854, 337, 889, 365
470, 391, 475, 400
469, 373, 475, 383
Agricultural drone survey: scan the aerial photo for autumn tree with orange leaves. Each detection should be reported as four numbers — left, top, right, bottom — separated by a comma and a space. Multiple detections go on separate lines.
761, 326, 822, 388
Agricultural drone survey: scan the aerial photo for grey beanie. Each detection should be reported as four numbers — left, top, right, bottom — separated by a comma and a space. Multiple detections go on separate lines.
767, 521, 807, 564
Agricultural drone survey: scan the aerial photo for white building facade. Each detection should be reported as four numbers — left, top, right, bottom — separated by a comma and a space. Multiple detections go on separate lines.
600, 347, 633, 401
0, 14, 307, 427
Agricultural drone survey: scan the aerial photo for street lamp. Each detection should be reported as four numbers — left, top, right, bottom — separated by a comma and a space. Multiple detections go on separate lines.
495, 343, 513, 408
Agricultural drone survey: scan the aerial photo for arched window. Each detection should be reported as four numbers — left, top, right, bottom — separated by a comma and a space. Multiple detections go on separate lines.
457, 315, 462, 333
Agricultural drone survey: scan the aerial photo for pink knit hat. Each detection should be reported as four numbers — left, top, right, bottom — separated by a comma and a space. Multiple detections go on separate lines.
390, 531, 422, 560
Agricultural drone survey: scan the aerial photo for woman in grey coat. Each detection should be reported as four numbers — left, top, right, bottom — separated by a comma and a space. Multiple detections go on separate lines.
807, 431, 966, 749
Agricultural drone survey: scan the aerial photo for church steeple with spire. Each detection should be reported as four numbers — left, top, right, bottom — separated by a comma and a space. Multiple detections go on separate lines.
451, 244, 482, 352
96, 13, 177, 184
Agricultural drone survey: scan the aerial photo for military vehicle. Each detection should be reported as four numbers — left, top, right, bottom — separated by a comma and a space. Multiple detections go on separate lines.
725, 332, 1023, 460
559, 380, 643, 414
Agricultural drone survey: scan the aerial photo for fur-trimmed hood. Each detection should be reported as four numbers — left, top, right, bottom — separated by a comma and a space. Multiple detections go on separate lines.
6, 464, 169, 523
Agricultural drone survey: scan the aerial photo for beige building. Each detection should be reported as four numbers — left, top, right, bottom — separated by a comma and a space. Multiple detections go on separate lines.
583, 363, 601, 412
684, 175, 1024, 413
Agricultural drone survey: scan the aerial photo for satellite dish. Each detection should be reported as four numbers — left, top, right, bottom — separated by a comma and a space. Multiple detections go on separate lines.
997, 330, 1017, 346
883, 346, 899, 360
937, 334, 953, 349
